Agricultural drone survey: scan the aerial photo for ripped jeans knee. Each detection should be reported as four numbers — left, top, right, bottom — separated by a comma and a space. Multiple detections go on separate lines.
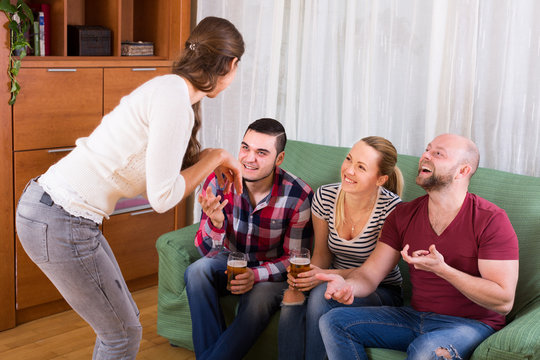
435, 345, 462, 360
281, 288, 306, 306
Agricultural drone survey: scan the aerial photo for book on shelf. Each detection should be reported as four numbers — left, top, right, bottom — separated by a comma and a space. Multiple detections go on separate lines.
28, 2, 50, 56
41, 3, 50, 55
38, 11, 45, 56
32, 20, 40, 56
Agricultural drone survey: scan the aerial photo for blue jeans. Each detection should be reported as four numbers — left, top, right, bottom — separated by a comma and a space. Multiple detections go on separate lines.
320, 305, 496, 360
16, 180, 142, 359
185, 252, 288, 360
278, 282, 403, 360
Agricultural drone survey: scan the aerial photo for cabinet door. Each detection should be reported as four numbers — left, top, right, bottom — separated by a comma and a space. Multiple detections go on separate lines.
13, 68, 103, 151
103, 67, 171, 114
102, 208, 175, 283
14, 149, 73, 309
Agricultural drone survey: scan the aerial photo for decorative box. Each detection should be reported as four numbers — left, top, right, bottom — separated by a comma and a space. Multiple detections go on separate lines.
121, 41, 154, 56
68, 25, 111, 56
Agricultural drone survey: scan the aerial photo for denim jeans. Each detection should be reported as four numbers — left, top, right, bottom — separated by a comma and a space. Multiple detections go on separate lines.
320, 305, 496, 360
184, 252, 288, 360
16, 180, 142, 360
278, 282, 403, 360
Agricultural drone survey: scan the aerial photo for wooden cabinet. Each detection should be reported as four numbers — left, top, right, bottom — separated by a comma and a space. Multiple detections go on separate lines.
0, 0, 191, 330
102, 208, 175, 281
13, 68, 103, 151
103, 67, 171, 114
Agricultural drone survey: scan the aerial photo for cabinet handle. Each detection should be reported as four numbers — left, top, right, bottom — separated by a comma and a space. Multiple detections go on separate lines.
131, 209, 154, 216
47, 147, 75, 153
47, 69, 77, 72
132, 68, 157, 71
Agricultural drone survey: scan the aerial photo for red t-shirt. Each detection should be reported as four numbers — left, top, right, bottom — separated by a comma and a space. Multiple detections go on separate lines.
380, 193, 519, 330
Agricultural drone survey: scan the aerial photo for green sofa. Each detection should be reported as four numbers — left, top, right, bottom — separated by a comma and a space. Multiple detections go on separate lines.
156, 139, 540, 359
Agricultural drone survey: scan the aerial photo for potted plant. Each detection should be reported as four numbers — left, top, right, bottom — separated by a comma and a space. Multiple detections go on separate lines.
1, 0, 33, 105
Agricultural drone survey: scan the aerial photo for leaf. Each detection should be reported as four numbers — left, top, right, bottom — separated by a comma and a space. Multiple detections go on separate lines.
11, 60, 21, 74
0, 1, 17, 13
19, 1, 33, 23
8, 20, 18, 31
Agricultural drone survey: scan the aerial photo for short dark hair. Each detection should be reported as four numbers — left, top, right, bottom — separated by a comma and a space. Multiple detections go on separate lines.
245, 118, 287, 153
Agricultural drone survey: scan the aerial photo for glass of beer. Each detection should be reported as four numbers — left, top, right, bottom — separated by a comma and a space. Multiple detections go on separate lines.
227, 252, 247, 291
289, 247, 311, 279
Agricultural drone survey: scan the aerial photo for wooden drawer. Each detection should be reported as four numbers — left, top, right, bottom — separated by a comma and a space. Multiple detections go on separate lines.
102, 207, 175, 282
13, 148, 73, 200
15, 235, 64, 310
14, 149, 73, 309
13, 68, 103, 151
103, 67, 171, 114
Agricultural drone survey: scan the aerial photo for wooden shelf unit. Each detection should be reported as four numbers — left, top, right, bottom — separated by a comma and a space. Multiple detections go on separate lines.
0, 0, 192, 331
26, 0, 176, 58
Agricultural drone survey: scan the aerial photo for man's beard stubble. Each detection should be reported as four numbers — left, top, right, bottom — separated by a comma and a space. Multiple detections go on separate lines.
416, 168, 454, 192
243, 165, 276, 183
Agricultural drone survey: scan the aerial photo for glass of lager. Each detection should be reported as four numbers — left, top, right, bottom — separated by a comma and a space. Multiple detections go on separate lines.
289, 247, 311, 279
227, 252, 247, 291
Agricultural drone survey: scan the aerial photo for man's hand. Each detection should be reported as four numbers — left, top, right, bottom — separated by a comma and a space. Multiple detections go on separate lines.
316, 273, 354, 304
198, 186, 227, 229
229, 268, 255, 294
401, 244, 446, 274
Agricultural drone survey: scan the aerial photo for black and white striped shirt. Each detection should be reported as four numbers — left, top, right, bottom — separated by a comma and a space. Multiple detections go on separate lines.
312, 183, 402, 286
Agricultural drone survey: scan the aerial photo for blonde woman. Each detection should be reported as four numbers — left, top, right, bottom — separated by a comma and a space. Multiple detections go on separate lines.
278, 136, 404, 360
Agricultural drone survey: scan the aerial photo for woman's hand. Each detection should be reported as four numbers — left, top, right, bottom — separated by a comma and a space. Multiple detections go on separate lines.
214, 149, 243, 195
287, 264, 324, 292
181, 148, 243, 204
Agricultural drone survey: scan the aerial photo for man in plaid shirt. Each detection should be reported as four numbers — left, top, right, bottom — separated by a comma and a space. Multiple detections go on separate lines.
185, 118, 313, 360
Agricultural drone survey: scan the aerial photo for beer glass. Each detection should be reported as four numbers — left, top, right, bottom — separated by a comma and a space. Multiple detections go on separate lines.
289, 247, 311, 278
227, 252, 247, 291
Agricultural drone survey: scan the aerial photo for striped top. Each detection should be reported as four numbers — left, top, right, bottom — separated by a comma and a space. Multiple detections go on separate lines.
312, 183, 402, 286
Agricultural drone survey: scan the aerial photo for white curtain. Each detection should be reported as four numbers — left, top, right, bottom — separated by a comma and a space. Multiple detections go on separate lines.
196, 0, 540, 179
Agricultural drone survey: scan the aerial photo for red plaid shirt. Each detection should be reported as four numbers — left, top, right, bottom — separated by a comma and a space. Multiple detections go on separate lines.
195, 167, 313, 282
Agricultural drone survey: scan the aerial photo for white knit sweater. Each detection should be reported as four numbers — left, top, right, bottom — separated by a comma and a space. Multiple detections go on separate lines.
39, 74, 193, 223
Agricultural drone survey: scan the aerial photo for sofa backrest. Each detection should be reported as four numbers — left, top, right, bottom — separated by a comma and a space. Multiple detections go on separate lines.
281, 139, 540, 320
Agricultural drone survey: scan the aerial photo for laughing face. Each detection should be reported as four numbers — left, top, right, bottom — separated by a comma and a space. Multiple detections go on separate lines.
340, 140, 387, 195
416, 135, 460, 191
238, 129, 284, 183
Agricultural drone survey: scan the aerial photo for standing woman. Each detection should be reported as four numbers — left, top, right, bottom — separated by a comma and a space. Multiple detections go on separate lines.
278, 136, 404, 360
15, 16, 244, 360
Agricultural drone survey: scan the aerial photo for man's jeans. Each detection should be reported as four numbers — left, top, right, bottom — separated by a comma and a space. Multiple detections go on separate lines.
16, 180, 142, 360
320, 305, 495, 360
278, 282, 402, 360
185, 252, 288, 360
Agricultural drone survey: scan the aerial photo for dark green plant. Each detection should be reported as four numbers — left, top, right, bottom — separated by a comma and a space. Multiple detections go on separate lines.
1, 0, 33, 105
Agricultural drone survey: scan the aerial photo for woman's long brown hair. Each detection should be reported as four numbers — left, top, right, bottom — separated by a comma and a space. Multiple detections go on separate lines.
172, 16, 245, 169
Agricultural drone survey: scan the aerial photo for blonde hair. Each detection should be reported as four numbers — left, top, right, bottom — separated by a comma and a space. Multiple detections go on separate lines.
335, 136, 404, 228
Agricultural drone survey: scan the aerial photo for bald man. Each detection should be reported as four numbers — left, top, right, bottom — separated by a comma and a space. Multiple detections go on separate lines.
316, 134, 519, 360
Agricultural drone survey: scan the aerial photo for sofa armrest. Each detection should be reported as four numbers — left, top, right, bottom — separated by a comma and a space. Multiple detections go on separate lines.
156, 222, 201, 350
472, 300, 540, 359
